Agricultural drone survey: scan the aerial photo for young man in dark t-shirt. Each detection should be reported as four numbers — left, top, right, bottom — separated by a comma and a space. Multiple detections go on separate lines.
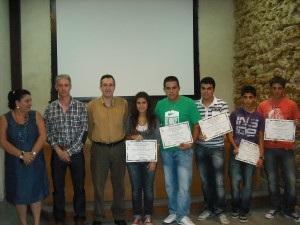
227, 85, 265, 223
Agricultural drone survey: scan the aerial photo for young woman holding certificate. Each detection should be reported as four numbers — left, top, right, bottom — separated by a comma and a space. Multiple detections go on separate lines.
125, 92, 160, 225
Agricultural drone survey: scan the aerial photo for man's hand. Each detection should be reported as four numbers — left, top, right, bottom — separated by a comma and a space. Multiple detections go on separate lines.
233, 147, 239, 155
178, 143, 192, 150
256, 158, 264, 168
58, 150, 70, 162
198, 134, 207, 142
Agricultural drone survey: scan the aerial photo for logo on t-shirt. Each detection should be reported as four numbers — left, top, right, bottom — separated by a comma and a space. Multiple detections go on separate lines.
165, 110, 179, 126
236, 116, 259, 137
268, 107, 283, 119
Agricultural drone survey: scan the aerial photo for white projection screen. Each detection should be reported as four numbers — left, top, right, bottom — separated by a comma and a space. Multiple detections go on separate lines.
51, 0, 199, 100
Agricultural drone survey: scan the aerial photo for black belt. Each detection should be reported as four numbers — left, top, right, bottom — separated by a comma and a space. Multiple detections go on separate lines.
94, 139, 124, 147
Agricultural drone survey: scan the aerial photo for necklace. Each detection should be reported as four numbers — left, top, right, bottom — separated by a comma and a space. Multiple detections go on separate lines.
13, 111, 28, 143
138, 116, 147, 126
166, 100, 179, 115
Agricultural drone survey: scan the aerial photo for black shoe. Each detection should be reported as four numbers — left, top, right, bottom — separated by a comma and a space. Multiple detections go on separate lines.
55, 219, 66, 225
239, 213, 248, 223
284, 211, 300, 222
92, 221, 102, 225
231, 209, 239, 219
114, 220, 127, 225
75, 219, 84, 225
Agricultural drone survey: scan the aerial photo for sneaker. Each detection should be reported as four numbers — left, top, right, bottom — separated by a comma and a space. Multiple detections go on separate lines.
218, 214, 230, 225
131, 218, 141, 225
178, 216, 195, 225
284, 211, 300, 222
144, 217, 153, 225
239, 213, 248, 223
265, 208, 280, 219
231, 209, 239, 219
197, 210, 214, 221
164, 214, 177, 224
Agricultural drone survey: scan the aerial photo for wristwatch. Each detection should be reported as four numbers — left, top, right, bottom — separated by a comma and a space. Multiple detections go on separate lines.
32, 151, 37, 157
19, 151, 24, 160
259, 156, 264, 160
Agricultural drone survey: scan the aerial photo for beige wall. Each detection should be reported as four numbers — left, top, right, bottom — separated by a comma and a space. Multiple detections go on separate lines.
0, 0, 11, 201
199, 0, 235, 111
0, 0, 235, 198
21, 0, 51, 114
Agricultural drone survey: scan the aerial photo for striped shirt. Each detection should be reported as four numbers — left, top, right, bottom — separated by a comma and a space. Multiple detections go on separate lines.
195, 96, 229, 147
44, 98, 88, 156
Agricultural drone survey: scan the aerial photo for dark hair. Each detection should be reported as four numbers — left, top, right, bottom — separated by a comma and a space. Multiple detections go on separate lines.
200, 77, 216, 89
100, 74, 115, 86
163, 76, 180, 88
8, 89, 31, 110
269, 76, 286, 88
241, 85, 256, 97
129, 91, 157, 134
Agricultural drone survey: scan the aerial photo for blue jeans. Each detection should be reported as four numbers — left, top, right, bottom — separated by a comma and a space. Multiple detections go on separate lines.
195, 145, 226, 215
229, 152, 255, 214
127, 162, 157, 217
264, 148, 297, 213
160, 149, 193, 222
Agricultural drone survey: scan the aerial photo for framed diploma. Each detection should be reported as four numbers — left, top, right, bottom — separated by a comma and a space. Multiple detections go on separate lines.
126, 140, 157, 162
235, 139, 259, 165
159, 121, 193, 149
264, 119, 295, 142
198, 112, 232, 141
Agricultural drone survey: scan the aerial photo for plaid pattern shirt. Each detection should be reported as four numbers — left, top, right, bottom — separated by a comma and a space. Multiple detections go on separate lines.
44, 98, 88, 156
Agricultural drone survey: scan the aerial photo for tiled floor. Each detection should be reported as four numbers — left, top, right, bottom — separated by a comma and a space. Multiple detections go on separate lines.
0, 200, 299, 225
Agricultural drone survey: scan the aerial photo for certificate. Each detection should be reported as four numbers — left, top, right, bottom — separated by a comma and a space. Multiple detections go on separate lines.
235, 139, 259, 165
264, 119, 296, 142
198, 112, 232, 141
126, 140, 157, 162
159, 121, 193, 149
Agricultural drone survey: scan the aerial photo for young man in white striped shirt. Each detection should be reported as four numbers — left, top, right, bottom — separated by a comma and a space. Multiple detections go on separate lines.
195, 77, 230, 225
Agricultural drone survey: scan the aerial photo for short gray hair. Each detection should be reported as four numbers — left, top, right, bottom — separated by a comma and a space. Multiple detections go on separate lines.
55, 74, 72, 85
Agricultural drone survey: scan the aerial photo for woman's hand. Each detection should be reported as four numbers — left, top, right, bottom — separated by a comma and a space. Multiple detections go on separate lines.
22, 152, 35, 165
131, 134, 143, 141
147, 162, 156, 172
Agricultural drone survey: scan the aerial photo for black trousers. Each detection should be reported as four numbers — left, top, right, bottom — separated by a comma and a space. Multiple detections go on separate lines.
51, 150, 86, 222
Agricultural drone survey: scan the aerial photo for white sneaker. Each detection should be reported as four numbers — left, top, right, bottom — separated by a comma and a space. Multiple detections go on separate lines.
178, 216, 195, 225
163, 214, 177, 224
265, 208, 280, 219
197, 210, 214, 221
218, 214, 230, 225
144, 217, 154, 225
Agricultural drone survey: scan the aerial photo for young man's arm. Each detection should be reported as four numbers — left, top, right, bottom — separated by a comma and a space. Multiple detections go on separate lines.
226, 132, 239, 155
256, 130, 264, 168
178, 123, 200, 150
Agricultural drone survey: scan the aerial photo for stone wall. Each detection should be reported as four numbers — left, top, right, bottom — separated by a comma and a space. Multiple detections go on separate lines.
233, 0, 300, 204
